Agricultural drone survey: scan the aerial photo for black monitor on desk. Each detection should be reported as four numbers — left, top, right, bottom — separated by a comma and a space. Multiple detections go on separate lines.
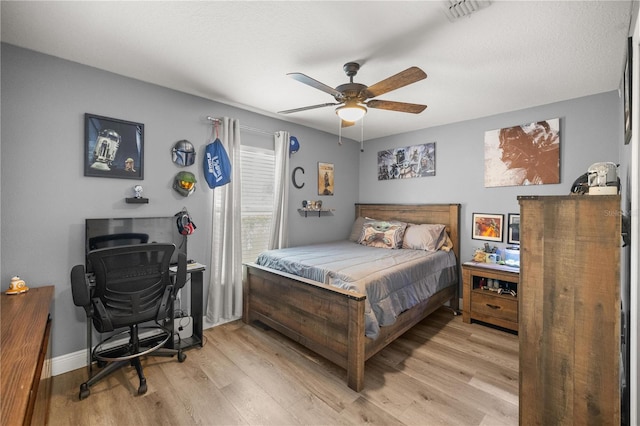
85, 216, 187, 273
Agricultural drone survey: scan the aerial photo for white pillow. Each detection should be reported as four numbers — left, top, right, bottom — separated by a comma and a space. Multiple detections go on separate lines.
402, 224, 447, 251
348, 217, 367, 242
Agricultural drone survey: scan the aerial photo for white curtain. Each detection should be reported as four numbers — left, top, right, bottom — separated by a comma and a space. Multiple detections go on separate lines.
268, 131, 290, 250
206, 117, 243, 323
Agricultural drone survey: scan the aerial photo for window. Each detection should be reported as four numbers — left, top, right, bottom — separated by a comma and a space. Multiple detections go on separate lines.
240, 145, 275, 263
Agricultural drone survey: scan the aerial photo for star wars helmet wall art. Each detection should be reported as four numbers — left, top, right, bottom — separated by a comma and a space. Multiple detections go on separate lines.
173, 171, 197, 197
172, 139, 196, 167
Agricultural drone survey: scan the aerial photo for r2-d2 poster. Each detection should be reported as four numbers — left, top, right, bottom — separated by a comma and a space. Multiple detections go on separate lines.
377, 142, 435, 180
84, 113, 144, 180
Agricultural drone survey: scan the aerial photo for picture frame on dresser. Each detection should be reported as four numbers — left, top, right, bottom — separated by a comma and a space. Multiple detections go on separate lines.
472, 213, 504, 242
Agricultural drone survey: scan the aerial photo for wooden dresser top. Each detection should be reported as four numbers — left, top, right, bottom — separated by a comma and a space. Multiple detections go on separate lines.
1, 285, 54, 426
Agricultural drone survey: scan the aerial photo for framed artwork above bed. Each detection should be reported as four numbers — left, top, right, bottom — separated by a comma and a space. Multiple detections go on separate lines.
377, 142, 435, 180
484, 118, 559, 187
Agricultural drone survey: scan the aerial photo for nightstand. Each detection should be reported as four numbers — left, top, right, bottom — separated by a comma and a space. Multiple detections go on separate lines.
462, 261, 519, 332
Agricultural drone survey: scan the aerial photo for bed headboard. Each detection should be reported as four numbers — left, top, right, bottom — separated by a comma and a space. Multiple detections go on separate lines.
354, 203, 461, 261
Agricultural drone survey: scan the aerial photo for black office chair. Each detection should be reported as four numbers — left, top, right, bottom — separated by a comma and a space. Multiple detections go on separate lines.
71, 243, 187, 400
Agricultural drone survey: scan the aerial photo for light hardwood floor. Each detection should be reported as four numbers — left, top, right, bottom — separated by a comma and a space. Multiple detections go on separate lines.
48, 308, 518, 425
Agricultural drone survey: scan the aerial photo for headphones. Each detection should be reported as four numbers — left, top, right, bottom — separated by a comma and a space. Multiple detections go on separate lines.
176, 210, 196, 236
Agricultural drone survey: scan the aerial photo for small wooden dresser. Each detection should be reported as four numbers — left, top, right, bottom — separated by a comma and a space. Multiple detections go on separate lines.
462, 261, 519, 332
1, 286, 54, 426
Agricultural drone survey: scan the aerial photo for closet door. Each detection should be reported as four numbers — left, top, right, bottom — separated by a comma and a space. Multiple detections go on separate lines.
518, 195, 620, 425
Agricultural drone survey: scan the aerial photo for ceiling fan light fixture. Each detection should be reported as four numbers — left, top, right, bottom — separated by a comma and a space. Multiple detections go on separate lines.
443, 0, 491, 21
336, 103, 367, 122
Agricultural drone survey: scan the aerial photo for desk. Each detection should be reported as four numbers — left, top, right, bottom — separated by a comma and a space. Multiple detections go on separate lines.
168, 264, 205, 350
1, 286, 54, 426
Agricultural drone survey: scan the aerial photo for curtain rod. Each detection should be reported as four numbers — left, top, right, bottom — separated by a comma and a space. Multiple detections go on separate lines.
206, 116, 275, 137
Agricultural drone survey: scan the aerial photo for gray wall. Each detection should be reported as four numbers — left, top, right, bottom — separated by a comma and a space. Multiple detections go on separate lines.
0, 44, 360, 359
359, 91, 623, 262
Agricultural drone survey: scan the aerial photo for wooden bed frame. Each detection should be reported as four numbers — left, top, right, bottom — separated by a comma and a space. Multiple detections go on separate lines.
242, 203, 461, 391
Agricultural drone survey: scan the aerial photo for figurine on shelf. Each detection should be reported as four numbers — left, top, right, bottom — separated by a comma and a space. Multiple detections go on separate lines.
6, 276, 29, 295
134, 185, 143, 199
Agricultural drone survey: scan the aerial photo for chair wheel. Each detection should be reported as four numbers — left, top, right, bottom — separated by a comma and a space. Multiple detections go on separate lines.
138, 379, 147, 395
178, 352, 187, 363
79, 383, 90, 400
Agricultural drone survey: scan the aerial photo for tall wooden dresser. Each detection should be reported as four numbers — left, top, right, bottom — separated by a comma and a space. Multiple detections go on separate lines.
518, 195, 620, 425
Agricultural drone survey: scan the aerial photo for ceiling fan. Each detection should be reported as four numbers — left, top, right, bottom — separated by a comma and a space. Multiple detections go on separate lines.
278, 62, 428, 127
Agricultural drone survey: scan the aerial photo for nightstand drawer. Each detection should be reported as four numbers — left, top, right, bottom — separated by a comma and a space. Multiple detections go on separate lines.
471, 292, 517, 323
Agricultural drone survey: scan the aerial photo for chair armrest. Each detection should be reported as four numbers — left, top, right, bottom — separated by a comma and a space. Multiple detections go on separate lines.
175, 252, 187, 291
70, 264, 91, 307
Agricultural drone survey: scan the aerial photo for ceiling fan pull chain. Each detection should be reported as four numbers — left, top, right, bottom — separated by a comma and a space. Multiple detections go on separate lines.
338, 120, 343, 146
360, 117, 364, 152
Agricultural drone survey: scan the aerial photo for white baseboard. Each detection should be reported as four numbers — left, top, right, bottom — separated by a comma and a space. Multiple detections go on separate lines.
51, 315, 240, 376
52, 348, 87, 376
202, 314, 240, 330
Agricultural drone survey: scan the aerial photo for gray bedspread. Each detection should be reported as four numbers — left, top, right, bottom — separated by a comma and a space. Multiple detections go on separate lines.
255, 241, 458, 339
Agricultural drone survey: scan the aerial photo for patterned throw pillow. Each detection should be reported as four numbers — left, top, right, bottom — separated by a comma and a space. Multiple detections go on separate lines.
358, 221, 407, 249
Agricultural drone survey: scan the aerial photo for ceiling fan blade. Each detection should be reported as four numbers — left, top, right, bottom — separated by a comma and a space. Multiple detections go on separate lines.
366, 100, 427, 114
278, 102, 340, 114
287, 72, 343, 99
365, 67, 427, 98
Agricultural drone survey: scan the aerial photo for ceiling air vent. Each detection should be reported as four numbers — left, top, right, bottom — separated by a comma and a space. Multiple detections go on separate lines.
443, 0, 491, 21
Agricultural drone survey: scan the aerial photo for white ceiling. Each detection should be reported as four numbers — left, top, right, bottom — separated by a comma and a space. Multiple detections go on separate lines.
1, 1, 634, 141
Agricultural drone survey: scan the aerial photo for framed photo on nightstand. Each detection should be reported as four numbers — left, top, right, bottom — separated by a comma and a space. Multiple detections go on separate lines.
508, 213, 520, 244
472, 213, 504, 242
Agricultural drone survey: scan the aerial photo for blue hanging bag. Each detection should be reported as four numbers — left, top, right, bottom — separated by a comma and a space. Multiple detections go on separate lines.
203, 138, 232, 188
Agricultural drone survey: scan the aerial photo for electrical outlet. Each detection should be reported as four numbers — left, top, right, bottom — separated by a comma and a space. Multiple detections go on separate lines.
174, 316, 193, 340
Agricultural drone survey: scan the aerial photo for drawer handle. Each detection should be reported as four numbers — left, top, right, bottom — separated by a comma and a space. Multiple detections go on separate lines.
486, 304, 501, 310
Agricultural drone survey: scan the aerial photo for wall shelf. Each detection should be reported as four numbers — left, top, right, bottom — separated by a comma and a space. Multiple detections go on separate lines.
298, 208, 334, 217
125, 197, 149, 204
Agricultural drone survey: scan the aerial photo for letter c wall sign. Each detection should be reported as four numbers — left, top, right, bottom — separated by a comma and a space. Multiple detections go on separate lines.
292, 166, 305, 189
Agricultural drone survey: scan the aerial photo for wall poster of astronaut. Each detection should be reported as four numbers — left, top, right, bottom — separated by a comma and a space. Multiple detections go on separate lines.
84, 113, 144, 180
484, 118, 560, 187
377, 142, 435, 180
